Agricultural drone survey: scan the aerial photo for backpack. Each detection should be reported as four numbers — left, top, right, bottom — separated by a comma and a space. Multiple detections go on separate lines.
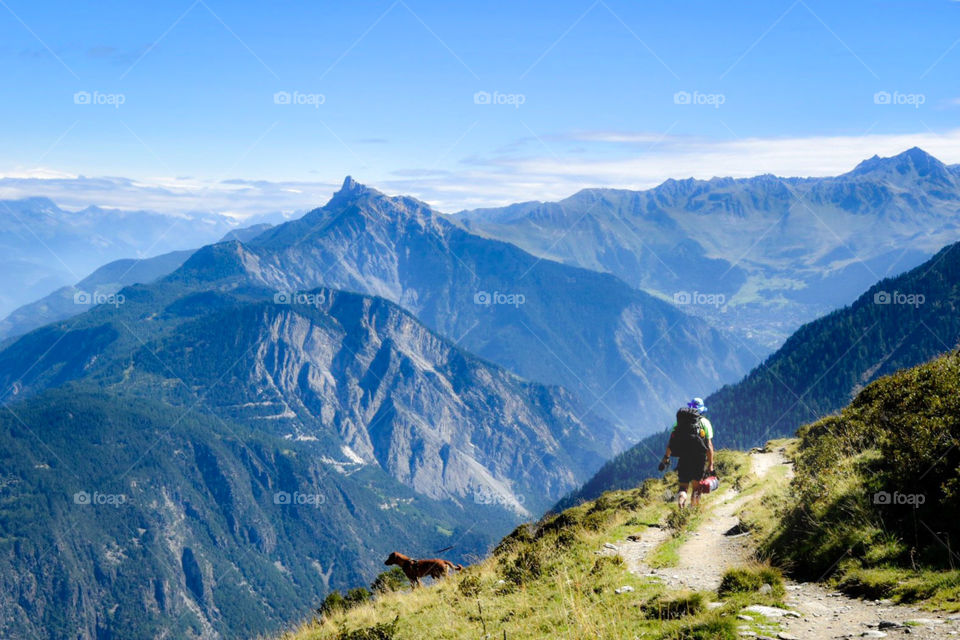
672, 407, 708, 458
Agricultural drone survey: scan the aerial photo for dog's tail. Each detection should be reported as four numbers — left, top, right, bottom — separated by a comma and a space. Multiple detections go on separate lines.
453, 563, 463, 571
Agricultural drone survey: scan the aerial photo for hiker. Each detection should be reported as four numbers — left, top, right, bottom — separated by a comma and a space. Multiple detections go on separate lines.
658, 397, 714, 509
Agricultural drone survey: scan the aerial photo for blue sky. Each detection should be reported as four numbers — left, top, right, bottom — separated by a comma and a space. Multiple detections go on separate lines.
1, 0, 959, 214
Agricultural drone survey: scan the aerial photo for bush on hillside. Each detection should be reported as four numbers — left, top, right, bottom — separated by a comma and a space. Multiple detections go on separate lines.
318, 588, 372, 618
718, 566, 785, 599
642, 592, 706, 620
766, 349, 960, 591
370, 567, 408, 594
334, 616, 398, 640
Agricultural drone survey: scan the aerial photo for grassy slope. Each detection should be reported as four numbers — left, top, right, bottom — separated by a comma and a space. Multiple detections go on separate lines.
754, 352, 960, 610
275, 346, 960, 638
275, 451, 780, 640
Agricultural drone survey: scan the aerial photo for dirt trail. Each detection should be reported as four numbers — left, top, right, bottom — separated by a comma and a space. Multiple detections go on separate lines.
612, 449, 959, 639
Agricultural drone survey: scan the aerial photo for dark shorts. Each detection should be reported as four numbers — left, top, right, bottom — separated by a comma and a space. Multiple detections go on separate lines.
677, 455, 707, 484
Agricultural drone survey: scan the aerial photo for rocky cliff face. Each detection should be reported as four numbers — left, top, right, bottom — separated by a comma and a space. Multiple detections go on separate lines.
0, 282, 617, 638
136, 287, 622, 514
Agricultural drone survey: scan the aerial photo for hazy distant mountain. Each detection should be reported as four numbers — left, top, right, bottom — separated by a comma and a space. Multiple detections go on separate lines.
219, 178, 756, 435
0, 197, 285, 318
560, 238, 960, 507
459, 148, 960, 348
0, 280, 617, 638
0, 224, 275, 342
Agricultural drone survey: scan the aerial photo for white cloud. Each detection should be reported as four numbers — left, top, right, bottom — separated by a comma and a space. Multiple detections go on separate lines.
386, 128, 960, 211
3, 129, 960, 215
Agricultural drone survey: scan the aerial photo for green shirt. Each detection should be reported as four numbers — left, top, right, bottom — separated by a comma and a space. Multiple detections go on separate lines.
671, 416, 714, 440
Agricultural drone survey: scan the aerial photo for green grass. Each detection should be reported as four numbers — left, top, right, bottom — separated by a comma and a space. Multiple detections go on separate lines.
755, 350, 960, 610
718, 566, 785, 600
275, 472, 756, 640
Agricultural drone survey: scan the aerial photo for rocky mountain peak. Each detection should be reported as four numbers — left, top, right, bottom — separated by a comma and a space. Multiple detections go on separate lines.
848, 147, 952, 185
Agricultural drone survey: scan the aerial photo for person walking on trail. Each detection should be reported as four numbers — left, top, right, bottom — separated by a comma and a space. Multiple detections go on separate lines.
658, 397, 714, 509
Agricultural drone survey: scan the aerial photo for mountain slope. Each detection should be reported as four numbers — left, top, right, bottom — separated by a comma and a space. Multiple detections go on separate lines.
561, 239, 960, 505
0, 223, 274, 342
0, 197, 273, 317
0, 283, 618, 514
0, 249, 193, 342
0, 282, 619, 638
459, 148, 960, 347
0, 387, 498, 640
209, 178, 757, 435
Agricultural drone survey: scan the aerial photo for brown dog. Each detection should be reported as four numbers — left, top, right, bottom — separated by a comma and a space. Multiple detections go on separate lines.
384, 551, 463, 587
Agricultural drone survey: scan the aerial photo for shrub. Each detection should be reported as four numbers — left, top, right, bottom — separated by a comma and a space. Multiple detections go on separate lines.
668, 616, 738, 640
666, 507, 692, 532
718, 566, 784, 600
493, 523, 535, 556
370, 567, 409, 594
345, 587, 372, 607
335, 616, 399, 640
457, 573, 482, 598
501, 548, 544, 586
590, 555, 624, 576
318, 590, 347, 618
536, 512, 581, 538
318, 587, 372, 619
642, 592, 706, 620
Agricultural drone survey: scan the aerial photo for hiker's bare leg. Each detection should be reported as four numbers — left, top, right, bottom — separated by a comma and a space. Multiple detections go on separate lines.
677, 482, 689, 509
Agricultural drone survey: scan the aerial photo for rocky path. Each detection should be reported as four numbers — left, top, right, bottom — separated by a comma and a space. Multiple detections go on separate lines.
612, 449, 959, 639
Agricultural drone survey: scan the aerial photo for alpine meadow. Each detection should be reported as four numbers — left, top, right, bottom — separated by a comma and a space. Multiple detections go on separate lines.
2, 2, 960, 639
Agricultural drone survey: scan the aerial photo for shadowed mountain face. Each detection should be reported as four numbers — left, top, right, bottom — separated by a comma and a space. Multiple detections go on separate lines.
458, 148, 960, 348
560, 238, 960, 507
170, 178, 755, 436
0, 280, 619, 639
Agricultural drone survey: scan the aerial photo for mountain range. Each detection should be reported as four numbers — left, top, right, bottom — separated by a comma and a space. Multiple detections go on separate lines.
4, 149, 960, 638
181, 178, 755, 435
2, 181, 756, 436
459, 147, 959, 348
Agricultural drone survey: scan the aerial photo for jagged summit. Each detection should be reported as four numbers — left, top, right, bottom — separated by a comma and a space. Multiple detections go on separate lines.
336, 175, 374, 197
848, 147, 951, 182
